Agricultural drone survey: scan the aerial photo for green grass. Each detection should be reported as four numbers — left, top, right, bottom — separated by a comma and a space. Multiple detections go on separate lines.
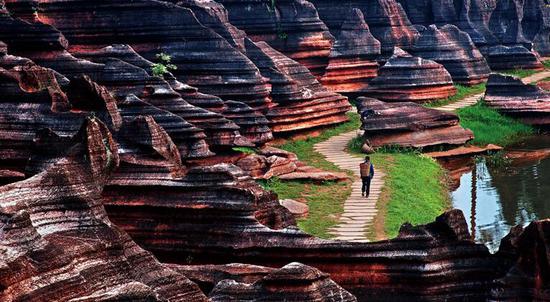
261, 112, 360, 238
500, 69, 538, 78
259, 178, 352, 238
457, 102, 534, 146
425, 83, 486, 108
232, 147, 256, 154
379, 152, 449, 238
347, 139, 449, 239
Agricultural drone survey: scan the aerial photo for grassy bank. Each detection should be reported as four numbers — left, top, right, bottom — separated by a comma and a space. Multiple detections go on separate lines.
425, 83, 486, 108
261, 112, 360, 238
457, 102, 534, 146
348, 140, 450, 239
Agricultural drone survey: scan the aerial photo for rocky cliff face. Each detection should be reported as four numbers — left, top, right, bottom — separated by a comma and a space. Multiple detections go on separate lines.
411, 24, 490, 85
1, 0, 550, 301
310, 0, 420, 61
217, 0, 335, 77
399, 0, 546, 69
320, 8, 381, 94
0, 117, 210, 302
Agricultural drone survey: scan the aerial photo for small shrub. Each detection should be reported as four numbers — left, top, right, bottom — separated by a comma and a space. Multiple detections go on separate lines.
151, 52, 177, 78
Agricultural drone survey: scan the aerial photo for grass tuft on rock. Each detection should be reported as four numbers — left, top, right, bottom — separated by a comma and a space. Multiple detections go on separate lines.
457, 102, 534, 146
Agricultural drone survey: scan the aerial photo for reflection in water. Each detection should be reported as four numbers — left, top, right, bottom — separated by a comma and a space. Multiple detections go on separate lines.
449, 136, 550, 252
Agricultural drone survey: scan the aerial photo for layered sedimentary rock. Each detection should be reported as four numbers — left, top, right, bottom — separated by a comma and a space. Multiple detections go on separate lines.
357, 97, 474, 148
399, 0, 547, 68
320, 8, 381, 94
35, 0, 273, 111
102, 175, 512, 302
309, 0, 419, 60
411, 24, 490, 85
366, 48, 457, 103
244, 39, 351, 132
223, 100, 273, 144
484, 73, 550, 126
491, 220, 550, 301
209, 263, 357, 301
162, 0, 247, 51
486, 45, 544, 71
217, 0, 334, 77
0, 117, 209, 301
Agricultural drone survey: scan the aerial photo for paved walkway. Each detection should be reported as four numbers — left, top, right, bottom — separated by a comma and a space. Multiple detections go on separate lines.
314, 131, 385, 242
436, 70, 550, 111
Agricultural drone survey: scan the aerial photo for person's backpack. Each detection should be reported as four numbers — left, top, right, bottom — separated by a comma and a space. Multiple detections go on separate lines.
359, 162, 371, 178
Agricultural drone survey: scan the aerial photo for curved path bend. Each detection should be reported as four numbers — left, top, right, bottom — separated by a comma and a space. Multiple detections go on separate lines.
315, 69, 550, 242
314, 131, 385, 242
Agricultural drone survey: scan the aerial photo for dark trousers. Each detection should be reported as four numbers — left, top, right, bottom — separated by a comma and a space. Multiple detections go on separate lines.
362, 177, 372, 196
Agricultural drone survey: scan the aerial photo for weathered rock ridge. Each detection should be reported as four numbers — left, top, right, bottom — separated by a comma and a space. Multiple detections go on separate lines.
412, 24, 490, 85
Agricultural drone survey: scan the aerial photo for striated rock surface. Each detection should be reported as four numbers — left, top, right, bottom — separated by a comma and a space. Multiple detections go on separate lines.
486, 44, 544, 71
209, 262, 357, 301
218, 0, 335, 77
223, 100, 273, 145
0, 117, 209, 302
320, 8, 381, 94
412, 24, 490, 85
484, 73, 550, 126
310, 0, 419, 60
35, 0, 274, 111
244, 39, 351, 133
357, 97, 474, 148
399, 0, 547, 69
366, 47, 457, 103
491, 220, 550, 301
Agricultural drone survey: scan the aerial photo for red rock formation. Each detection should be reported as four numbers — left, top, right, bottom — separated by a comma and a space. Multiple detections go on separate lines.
366, 47, 457, 103
320, 8, 381, 95
35, 0, 274, 111
244, 39, 351, 133
163, 0, 247, 51
412, 24, 490, 85
484, 73, 550, 126
491, 220, 550, 301
486, 45, 543, 71
357, 97, 474, 148
209, 263, 357, 301
217, 0, 335, 77
309, 0, 419, 60
399, 0, 548, 68
0, 117, 209, 301
223, 100, 274, 145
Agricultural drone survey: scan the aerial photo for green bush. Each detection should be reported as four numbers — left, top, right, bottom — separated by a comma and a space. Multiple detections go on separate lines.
151, 52, 177, 78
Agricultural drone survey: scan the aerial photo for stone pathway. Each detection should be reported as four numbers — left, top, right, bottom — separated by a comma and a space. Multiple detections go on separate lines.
436, 93, 483, 111
436, 71, 550, 111
314, 131, 385, 242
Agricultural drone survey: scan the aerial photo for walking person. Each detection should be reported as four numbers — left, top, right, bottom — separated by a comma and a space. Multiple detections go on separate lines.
360, 156, 374, 198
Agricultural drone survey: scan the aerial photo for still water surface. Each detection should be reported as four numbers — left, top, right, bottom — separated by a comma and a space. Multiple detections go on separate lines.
450, 136, 550, 252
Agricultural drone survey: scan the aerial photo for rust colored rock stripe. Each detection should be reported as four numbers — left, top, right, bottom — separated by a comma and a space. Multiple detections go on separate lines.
314, 130, 385, 242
